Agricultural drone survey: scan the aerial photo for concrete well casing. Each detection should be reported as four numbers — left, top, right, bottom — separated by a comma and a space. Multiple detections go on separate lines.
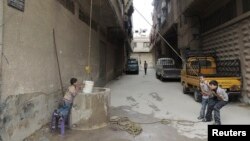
70, 87, 111, 130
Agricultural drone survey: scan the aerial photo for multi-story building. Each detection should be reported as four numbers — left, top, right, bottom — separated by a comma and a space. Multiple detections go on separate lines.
151, 0, 182, 68
131, 36, 155, 68
0, 0, 133, 140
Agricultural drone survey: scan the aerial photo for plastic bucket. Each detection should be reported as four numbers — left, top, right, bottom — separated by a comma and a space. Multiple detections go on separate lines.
83, 81, 94, 93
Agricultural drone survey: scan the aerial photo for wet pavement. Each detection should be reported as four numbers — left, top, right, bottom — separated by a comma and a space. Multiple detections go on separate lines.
26, 69, 250, 141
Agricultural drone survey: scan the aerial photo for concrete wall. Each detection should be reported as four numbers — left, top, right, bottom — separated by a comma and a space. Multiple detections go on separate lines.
0, 0, 125, 140
132, 37, 151, 52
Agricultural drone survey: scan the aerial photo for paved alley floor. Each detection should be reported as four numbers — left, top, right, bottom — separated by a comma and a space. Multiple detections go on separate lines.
28, 69, 250, 141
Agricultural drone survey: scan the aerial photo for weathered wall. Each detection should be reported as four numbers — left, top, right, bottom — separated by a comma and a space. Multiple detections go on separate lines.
0, 0, 3, 102
0, 91, 61, 141
177, 15, 200, 50
106, 44, 116, 81
0, 0, 124, 140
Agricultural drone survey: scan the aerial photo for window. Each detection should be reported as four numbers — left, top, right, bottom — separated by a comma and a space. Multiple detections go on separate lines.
243, 0, 250, 13
143, 42, 150, 48
58, 0, 75, 14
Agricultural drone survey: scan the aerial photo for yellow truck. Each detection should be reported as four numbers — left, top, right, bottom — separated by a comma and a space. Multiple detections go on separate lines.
181, 51, 241, 102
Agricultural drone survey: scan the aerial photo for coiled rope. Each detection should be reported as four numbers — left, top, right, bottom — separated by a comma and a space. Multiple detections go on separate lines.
109, 116, 201, 136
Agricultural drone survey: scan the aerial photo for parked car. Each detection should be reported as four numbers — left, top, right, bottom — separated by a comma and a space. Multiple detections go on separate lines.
125, 58, 139, 74
155, 58, 181, 81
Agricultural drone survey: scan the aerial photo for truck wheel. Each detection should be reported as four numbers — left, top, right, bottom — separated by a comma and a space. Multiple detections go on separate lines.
182, 85, 189, 94
194, 90, 202, 102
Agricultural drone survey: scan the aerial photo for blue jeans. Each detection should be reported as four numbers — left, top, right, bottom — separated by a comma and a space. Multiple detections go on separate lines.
57, 101, 72, 118
199, 98, 209, 118
205, 98, 228, 124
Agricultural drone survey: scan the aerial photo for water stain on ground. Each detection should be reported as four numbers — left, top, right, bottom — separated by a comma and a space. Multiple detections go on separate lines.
126, 96, 139, 107
149, 92, 163, 101
148, 104, 160, 111
126, 96, 136, 102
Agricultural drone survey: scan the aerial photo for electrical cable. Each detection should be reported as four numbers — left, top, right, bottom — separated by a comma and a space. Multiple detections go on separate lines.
134, 7, 199, 76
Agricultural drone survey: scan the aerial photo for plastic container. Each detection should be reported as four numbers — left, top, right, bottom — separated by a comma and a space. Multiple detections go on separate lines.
83, 81, 94, 93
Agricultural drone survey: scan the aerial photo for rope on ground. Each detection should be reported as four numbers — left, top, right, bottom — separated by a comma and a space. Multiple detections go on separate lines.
109, 116, 202, 136
109, 116, 142, 137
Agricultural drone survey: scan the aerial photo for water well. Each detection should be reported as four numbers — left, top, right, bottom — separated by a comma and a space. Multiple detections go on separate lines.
70, 87, 111, 130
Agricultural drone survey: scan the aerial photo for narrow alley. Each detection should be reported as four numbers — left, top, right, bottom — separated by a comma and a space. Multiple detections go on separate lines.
24, 69, 250, 141
1, 0, 250, 141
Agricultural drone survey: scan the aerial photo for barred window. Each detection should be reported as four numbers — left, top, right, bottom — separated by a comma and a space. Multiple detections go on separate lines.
58, 0, 75, 14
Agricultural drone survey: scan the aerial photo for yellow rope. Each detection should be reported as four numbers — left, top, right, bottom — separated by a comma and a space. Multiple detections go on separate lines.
85, 0, 93, 78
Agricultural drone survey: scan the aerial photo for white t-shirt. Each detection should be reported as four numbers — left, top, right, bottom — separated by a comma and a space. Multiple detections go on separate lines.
200, 83, 211, 99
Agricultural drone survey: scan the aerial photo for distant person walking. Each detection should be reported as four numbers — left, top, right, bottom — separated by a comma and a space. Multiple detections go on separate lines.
144, 61, 148, 75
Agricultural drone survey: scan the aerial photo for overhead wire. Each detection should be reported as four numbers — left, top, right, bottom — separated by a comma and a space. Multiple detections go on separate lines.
134, 7, 199, 76
134, 8, 183, 61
